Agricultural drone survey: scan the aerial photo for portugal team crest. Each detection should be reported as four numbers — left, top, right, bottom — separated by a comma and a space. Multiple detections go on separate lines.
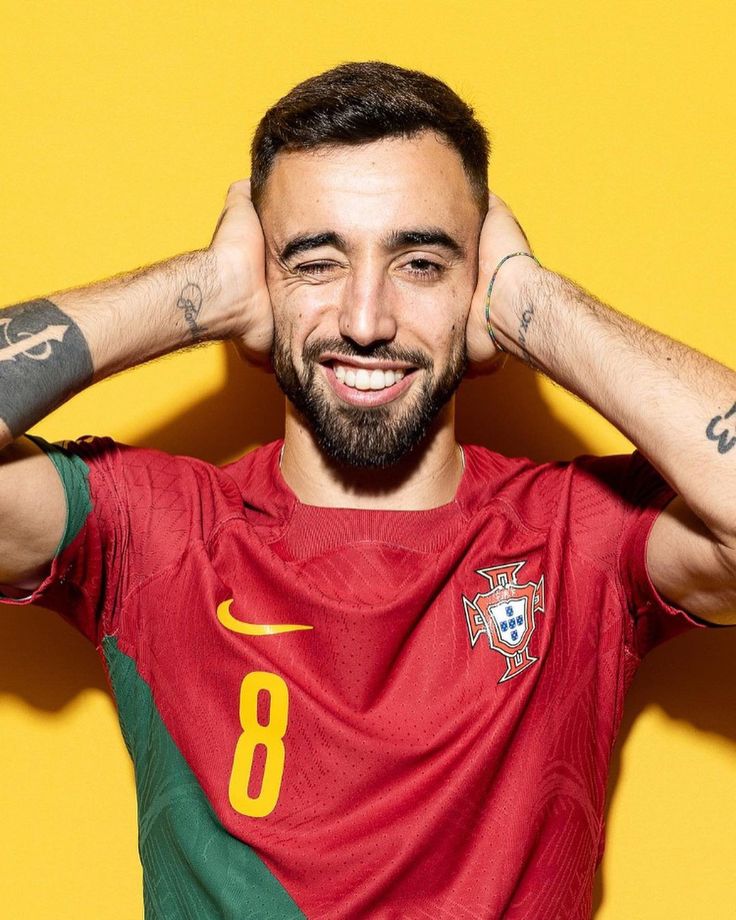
462, 561, 545, 683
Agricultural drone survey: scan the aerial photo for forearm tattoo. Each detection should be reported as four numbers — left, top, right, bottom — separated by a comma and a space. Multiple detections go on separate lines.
513, 268, 549, 372
176, 283, 206, 342
0, 299, 93, 437
518, 303, 535, 355
706, 401, 736, 455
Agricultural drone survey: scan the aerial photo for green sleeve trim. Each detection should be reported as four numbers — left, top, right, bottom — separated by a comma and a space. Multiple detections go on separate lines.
25, 434, 93, 554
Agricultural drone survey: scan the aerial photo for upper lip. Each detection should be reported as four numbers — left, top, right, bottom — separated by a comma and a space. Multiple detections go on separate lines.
320, 353, 416, 371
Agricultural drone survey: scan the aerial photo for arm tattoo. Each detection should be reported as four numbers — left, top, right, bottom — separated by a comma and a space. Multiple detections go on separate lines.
518, 304, 535, 354
516, 300, 540, 372
176, 283, 206, 342
706, 401, 736, 455
0, 299, 93, 437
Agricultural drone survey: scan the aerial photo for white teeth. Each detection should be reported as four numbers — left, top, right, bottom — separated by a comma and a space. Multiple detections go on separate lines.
369, 369, 384, 390
332, 363, 408, 391
355, 369, 371, 390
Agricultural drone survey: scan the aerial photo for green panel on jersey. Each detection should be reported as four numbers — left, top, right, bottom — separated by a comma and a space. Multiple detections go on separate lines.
102, 636, 307, 920
26, 434, 92, 553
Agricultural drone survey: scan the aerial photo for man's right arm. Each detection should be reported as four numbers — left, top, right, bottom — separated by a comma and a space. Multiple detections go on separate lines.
0, 179, 272, 591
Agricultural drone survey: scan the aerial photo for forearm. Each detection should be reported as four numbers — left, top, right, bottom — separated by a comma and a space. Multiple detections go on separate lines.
491, 263, 736, 547
0, 247, 239, 450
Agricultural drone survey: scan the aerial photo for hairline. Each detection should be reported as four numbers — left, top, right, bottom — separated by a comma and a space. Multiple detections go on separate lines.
252, 128, 488, 219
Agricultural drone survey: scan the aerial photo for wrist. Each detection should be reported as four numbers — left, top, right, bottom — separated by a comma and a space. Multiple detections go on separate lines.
207, 244, 252, 339
487, 258, 547, 356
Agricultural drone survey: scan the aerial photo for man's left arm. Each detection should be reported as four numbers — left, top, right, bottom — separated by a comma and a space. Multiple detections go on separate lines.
468, 194, 736, 625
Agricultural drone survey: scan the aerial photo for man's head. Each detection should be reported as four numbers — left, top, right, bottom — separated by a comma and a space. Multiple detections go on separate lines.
250, 62, 491, 468
250, 61, 490, 217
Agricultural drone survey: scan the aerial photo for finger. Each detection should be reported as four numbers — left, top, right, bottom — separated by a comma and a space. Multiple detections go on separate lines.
487, 191, 511, 211
225, 178, 253, 205
212, 180, 257, 246
229, 178, 251, 193
487, 192, 534, 251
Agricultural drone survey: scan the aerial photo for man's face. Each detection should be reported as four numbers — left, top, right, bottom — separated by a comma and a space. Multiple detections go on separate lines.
258, 130, 482, 468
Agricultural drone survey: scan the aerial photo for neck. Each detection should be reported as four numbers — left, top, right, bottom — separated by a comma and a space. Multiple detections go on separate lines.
279, 401, 463, 510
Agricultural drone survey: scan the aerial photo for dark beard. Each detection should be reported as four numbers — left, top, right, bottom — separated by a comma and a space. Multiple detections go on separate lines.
271, 332, 467, 469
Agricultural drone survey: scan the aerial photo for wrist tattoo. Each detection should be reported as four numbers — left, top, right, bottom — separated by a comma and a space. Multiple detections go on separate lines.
516, 299, 539, 371
0, 299, 93, 437
706, 401, 736, 455
176, 283, 206, 342
518, 303, 535, 353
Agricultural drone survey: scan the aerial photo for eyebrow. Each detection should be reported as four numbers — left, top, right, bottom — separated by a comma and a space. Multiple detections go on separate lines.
384, 228, 465, 257
278, 227, 465, 262
279, 232, 346, 262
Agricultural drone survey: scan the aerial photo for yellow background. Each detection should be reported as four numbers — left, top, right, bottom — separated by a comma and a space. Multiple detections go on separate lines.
1, 1, 735, 917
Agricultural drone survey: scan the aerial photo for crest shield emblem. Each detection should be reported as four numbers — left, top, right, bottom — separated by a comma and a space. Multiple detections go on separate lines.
462, 561, 545, 683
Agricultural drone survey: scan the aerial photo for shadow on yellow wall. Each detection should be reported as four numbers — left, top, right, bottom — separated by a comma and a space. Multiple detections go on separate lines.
1, 347, 734, 916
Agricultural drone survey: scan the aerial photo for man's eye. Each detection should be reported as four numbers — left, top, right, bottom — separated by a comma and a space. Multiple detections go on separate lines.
406, 259, 444, 278
293, 259, 443, 278
294, 261, 335, 275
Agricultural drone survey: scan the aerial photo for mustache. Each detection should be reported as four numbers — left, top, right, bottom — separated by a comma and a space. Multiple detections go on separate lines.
302, 337, 434, 371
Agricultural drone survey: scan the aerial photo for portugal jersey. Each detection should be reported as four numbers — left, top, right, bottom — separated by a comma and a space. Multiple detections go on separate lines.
2, 436, 706, 919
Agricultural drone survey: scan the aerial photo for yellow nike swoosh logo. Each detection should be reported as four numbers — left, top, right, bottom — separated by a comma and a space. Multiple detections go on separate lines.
217, 599, 314, 636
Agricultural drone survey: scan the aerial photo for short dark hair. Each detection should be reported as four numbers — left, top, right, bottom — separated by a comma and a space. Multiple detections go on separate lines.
250, 61, 490, 214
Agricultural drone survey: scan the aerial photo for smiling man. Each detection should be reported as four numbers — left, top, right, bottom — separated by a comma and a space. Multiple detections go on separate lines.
1, 61, 735, 920
264, 129, 475, 485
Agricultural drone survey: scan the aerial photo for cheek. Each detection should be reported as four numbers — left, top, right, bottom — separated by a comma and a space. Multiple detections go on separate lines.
270, 280, 337, 346
405, 283, 468, 351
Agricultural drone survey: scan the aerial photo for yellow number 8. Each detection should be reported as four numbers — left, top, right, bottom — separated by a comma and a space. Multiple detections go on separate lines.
228, 671, 289, 818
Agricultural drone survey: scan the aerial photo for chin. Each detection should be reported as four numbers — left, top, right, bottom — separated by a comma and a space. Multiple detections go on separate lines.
273, 332, 467, 470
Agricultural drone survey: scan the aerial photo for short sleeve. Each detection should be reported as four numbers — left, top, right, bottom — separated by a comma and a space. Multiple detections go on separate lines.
0, 436, 125, 645
570, 449, 715, 659
0, 435, 223, 647
616, 450, 723, 656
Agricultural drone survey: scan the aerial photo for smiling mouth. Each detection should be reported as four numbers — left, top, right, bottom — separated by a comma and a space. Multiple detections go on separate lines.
330, 362, 410, 391
318, 358, 419, 404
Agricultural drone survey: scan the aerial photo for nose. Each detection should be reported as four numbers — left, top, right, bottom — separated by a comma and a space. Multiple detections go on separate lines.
337, 265, 398, 347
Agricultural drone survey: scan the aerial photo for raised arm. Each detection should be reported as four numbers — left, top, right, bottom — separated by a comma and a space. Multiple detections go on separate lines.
0, 179, 271, 590
466, 193, 736, 625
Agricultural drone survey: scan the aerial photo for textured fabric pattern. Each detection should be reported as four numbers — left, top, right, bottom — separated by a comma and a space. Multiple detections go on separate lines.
1, 437, 710, 919
103, 635, 306, 920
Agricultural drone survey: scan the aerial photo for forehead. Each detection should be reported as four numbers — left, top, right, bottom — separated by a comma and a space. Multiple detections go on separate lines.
258, 131, 480, 241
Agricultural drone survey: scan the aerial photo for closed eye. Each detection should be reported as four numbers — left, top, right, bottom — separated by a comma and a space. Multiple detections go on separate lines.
293, 261, 338, 276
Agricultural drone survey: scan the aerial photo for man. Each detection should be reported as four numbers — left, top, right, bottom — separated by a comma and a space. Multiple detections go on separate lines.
0, 60, 734, 919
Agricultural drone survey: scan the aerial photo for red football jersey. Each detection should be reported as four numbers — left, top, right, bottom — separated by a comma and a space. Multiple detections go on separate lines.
3, 436, 705, 919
